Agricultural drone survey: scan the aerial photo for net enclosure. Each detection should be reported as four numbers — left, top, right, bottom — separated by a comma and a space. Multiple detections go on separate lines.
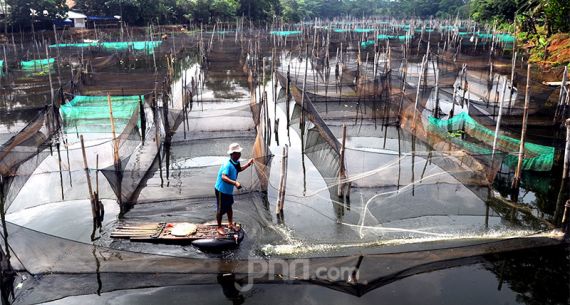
427, 112, 554, 172
60, 95, 143, 135
20, 58, 55, 72
50, 41, 162, 54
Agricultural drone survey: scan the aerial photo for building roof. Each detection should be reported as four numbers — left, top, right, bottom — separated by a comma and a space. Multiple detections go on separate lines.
67, 11, 86, 19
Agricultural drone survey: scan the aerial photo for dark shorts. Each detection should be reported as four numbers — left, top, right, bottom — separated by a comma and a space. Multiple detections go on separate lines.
215, 189, 234, 215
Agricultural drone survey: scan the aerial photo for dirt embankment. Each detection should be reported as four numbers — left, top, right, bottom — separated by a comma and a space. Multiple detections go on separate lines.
545, 33, 570, 67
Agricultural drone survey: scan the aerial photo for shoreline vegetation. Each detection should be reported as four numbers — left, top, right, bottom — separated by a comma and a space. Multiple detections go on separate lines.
0, 0, 568, 67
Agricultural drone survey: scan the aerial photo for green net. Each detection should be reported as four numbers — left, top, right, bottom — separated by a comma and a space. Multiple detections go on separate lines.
360, 40, 375, 48
427, 112, 554, 172
270, 30, 301, 36
354, 28, 375, 33
50, 42, 97, 48
377, 34, 411, 41
102, 41, 161, 52
60, 95, 141, 134
333, 28, 350, 33
20, 58, 55, 71
496, 33, 515, 43
478, 33, 493, 39
476, 33, 514, 43
49, 41, 162, 54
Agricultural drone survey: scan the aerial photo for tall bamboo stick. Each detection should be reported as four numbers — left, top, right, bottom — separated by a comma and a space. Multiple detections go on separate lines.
512, 64, 531, 194
276, 145, 289, 214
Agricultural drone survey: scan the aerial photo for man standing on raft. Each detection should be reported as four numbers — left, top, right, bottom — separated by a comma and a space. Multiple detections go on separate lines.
215, 143, 254, 235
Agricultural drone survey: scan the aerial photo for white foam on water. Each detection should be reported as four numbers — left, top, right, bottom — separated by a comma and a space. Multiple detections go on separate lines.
261, 230, 562, 256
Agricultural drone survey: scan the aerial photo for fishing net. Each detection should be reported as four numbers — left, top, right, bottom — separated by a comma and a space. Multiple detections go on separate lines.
428, 112, 554, 171
277, 53, 391, 104
2, 218, 561, 305
60, 95, 143, 135
0, 27, 566, 305
3, 103, 142, 213
75, 69, 167, 96
377, 35, 411, 41
270, 31, 302, 37
20, 58, 55, 72
50, 41, 162, 55
354, 29, 375, 33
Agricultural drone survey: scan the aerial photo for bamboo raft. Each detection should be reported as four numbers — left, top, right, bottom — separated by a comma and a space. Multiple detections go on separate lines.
111, 222, 245, 250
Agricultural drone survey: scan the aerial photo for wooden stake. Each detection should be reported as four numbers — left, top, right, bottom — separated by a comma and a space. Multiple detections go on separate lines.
338, 124, 347, 198
555, 66, 568, 123
508, 52, 517, 114
276, 145, 289, 214
2, 45, 7, 74
562, 200, 570, 238
45, 44, 54, 105
512, 64, 531, 193
107, 94, 120, 169
492, 76, 507, 158
96, 154, 99, 195
300, 44, 309, 127
434, 67, 440, 118
412, 55, 427, 129
80, 135, 97, 220
563, 119, 570, 180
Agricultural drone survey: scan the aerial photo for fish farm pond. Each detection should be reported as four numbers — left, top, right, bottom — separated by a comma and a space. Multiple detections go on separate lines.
0, 20, 569, 304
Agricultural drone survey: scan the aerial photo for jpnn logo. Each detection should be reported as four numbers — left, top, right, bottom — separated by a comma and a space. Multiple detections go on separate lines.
234, 259, 362, 292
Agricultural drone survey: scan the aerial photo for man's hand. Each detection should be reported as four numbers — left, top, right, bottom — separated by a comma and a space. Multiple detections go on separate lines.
235, 181, 242, 189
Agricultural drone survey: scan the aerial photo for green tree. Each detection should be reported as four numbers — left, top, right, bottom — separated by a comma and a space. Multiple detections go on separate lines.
174, 0, 238, 24
210, 0, 239, 21
469, 0, 570, 35
237, 0, 281, 21
6, 0, 67, 30
75, 0, 179, 25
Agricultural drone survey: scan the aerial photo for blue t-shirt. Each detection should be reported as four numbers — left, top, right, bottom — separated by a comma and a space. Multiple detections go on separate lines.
215, 159, 240, 195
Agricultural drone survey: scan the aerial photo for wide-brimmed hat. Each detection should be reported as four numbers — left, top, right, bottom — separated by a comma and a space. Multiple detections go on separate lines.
227, 143, 243, 155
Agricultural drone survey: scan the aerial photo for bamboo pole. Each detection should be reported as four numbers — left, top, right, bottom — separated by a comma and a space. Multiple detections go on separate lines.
508, 52, 517, 114
434, 68, 440, 118
511, 64, 531, 194
555, 66, 568, 123
561, 200, 570, 238
57, 142, 64, 201
412, 55, 427, 129
300, 44, 309, 127
560, 66, 568, 107
337, 124, 347, 198
107, 94, 120, 169
96, 154, 100, 195
45, 44, 54, 105
563, 119, 570, 180
2, 45, 7, 74
276, 145, 289, 214
492, 76, 507, 158
80, 135, 97, 220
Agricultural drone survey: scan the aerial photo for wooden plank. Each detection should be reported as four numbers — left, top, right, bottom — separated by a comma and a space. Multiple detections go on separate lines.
543, 81, 570, 86
111, 222, 241, 241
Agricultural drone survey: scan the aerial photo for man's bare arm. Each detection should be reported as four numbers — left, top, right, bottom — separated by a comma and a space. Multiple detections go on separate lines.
239, 159, 254, 172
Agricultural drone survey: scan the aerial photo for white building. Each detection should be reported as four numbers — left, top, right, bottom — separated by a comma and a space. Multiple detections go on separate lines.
67, 11, 86, 28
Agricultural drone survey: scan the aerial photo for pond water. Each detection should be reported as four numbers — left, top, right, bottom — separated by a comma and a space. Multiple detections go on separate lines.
1, 30, 568, 304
